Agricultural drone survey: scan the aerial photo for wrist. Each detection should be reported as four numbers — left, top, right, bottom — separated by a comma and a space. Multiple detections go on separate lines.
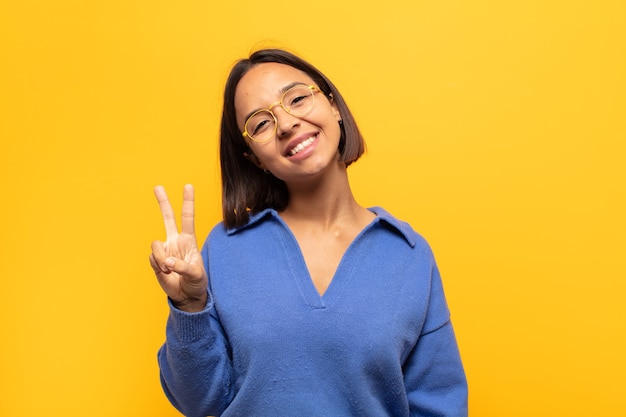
171, 294, 208, 313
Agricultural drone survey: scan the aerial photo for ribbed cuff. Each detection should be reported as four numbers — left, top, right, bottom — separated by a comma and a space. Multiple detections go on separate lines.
166, 292, 214, 343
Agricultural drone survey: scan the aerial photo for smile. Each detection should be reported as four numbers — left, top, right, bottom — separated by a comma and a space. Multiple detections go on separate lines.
288, 135, 317, 156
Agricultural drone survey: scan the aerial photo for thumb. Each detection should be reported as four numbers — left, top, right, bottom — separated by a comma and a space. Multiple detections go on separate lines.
164, 256, 203, 281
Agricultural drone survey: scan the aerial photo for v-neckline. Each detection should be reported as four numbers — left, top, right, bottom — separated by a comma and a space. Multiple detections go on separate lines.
276, 212, 378, 308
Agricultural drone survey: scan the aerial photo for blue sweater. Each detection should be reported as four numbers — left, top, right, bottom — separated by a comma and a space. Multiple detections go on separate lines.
158, 207, 467, 417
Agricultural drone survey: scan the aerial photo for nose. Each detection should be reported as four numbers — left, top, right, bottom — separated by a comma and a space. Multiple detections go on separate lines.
273, 107, 300, 139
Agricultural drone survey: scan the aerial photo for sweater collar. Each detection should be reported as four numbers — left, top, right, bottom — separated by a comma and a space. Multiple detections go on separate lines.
226, 207, 417, 248
367, 206, 417, 247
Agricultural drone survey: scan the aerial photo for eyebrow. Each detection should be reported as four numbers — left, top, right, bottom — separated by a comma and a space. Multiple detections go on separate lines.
243, 81, 308, 122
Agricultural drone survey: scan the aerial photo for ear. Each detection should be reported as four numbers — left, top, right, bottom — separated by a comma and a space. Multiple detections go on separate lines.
243, 150, 265, 170
328, 94, 342, 122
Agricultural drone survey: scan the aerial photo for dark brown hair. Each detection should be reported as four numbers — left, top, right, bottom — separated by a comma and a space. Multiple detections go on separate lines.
220, 49, 365, 228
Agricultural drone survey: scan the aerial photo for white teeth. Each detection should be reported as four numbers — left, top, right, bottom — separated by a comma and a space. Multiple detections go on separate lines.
289, 136, 316, 156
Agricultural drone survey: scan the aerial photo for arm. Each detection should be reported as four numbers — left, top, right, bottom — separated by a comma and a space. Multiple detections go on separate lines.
149, 185, 235, 416
158, 295, 235, 417
404, 264, 468, 417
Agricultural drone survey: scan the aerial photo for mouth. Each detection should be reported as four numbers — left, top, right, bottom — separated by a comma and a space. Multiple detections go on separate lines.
286, 134, 318, 157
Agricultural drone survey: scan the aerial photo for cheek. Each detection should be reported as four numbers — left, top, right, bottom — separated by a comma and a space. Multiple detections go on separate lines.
324, 114, 342, 141
312, 104, 341, 134
248, 142, 278, 164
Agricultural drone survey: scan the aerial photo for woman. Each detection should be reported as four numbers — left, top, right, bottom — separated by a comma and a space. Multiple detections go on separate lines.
149, 49, 468, 417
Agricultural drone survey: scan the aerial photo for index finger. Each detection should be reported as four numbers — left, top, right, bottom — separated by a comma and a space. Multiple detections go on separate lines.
154, 185, 178, 239
181, 184, 195, 235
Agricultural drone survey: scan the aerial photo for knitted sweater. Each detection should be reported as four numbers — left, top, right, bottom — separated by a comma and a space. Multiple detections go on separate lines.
158, 207, 468, 417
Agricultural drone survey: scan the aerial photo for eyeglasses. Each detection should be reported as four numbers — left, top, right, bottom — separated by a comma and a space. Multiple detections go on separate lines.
242, 84, 320, 143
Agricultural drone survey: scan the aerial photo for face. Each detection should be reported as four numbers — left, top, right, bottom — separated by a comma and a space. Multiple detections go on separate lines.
234, 63, 342, 183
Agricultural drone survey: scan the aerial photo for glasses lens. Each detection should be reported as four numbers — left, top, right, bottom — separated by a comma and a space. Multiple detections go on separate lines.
243, 86, 316, 142
246, 110, 275, 142
283, 86, 315, 116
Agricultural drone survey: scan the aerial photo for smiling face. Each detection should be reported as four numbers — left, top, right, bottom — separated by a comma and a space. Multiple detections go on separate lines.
234, 63, 343, 183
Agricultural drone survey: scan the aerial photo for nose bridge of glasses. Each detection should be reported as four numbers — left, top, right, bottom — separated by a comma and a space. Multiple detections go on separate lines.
266, 97, 283, 111
268, 106, 299, 135
267, 99, 290, 118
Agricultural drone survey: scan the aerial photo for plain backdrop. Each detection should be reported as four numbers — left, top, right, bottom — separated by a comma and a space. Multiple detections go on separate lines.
1, 0, 625, 415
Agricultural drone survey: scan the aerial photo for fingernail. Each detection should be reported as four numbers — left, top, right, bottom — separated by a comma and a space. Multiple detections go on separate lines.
165, 257, 175, 267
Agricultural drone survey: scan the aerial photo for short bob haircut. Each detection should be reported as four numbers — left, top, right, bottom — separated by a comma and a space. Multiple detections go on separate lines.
220, 49, 365, 228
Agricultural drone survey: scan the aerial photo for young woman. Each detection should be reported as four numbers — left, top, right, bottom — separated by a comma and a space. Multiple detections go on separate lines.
149, 49, 468, 417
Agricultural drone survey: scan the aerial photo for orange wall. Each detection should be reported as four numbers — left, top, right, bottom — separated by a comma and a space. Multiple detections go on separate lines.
1, 1, 625, 415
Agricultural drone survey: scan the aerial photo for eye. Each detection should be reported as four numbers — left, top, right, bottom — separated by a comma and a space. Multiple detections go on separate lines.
248, 112, 274, 135
290, 94, 309, 107
252, 119, 270, 134
252, 121, 264, 134
282, 85, 311, 106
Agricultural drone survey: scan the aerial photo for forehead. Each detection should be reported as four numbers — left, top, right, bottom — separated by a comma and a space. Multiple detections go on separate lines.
234, 63, 315, 109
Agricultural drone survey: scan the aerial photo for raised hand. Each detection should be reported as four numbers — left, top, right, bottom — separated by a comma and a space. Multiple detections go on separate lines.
149, 184, 208, 312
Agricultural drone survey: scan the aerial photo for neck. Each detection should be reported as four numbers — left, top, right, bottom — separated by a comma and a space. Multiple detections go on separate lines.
280, 163, 364, 230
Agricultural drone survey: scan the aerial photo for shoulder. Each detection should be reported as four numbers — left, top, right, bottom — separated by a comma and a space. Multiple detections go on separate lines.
205, 209, 278, 244
368, 206, 433, 254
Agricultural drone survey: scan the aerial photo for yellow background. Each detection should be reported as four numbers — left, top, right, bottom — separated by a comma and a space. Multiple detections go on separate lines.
1, 0, 625, 415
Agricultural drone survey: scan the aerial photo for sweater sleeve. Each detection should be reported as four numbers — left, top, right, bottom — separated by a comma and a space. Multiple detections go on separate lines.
157, 237, 236, 417
403, 264, 468, 417
158, 295, 235, 417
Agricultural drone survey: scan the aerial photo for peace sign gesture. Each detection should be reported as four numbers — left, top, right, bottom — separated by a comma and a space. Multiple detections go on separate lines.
149, 185, 208, 312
